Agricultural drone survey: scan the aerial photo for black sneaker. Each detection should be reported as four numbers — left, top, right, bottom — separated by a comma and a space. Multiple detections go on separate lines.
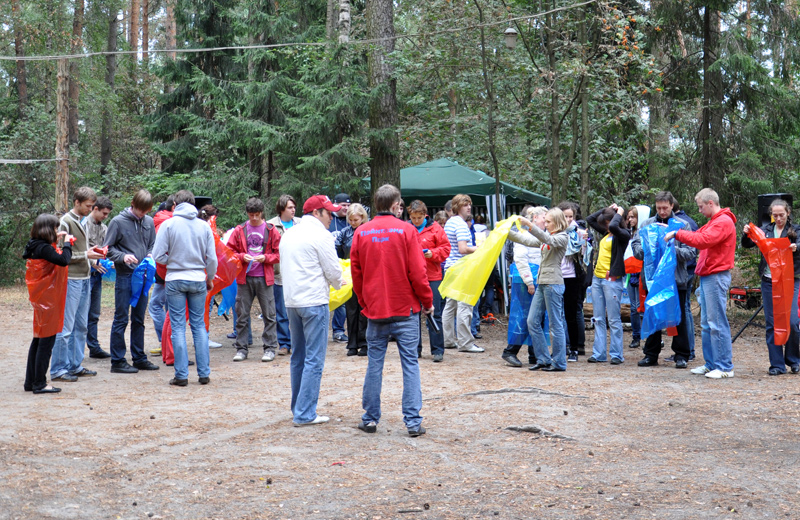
664, 355, 675, 362
502, 354, 522, 367
638, 357, 658, 367
133, 360, 160, 371
610, 357, 624, 365
629, 340, 640, 349
110, 362, 138, 374
358, 421, 377, 433
199, 377, 210, 385
52, 373, 78, 382
675, 359, 688, 369
169, 378, 188, 387
347, 348, 358, 357
75, 368, 97, 377
89, 349, 111, 359
408, 425, 426, 437
567, 351, 579, 362
357, 346, 368, 357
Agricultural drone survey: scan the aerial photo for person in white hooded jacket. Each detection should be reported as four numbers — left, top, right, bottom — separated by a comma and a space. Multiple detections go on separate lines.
624, 204, 651, 351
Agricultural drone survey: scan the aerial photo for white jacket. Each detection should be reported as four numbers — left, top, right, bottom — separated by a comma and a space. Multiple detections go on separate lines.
279, 215, 344, 308
514, 240, 541, 287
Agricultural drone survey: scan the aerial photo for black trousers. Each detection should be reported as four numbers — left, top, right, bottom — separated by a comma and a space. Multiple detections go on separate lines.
345, 294, 367, 351
564, 276, 586, 354
643, 288, 690, 361
25, 335, 56, 391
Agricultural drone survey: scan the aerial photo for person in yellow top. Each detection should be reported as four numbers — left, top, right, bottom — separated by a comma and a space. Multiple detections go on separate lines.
585, 204, 631, 364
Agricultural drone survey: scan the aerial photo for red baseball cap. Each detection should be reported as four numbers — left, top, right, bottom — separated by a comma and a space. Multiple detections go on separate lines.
303, 195, 341, 214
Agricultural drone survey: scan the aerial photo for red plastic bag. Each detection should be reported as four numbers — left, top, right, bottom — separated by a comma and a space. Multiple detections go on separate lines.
161, 312, 175, 365
204, 216, 244, 331
747, 222, 794, 345
26, 248, 69, 338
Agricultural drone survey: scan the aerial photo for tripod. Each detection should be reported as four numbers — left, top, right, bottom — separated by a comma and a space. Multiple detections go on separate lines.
731, 303, 765, 344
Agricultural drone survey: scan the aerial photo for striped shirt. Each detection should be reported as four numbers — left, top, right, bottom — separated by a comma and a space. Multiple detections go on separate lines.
444, 216, 472, 270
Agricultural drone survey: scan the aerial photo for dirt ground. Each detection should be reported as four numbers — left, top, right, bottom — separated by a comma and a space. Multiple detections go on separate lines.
1, 284, 799, 520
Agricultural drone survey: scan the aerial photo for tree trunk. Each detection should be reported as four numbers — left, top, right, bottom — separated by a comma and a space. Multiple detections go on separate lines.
562, 103, 579, 199
579, 7, 589, 212
338, 0, 351, 44
56, 59, 70, 214
165, 0, 176, 60
326, 0, 337, 40
366, 0, 400, 199
12, 0, 27, 119
68, 0, 84, 146
100, 7, 118, 175
142, 0, 149, 68
700, 6, 724, 190
475, 0, 501, 218
129, 0, 139, 53
546, 10, 562, 204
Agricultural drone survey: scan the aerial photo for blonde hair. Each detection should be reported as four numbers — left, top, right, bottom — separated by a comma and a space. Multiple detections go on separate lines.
524, 206, 547, 219
695, 188, 719, 206
451, 194, 472, 214
347, 203, 368, 222
546, 207, 568, 233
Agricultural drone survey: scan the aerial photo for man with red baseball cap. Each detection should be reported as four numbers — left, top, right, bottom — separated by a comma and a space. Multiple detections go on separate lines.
279, 194, 345, 426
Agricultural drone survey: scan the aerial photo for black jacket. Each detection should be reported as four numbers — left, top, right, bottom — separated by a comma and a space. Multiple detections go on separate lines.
23, 239, 72, 266
586, 210, 631, 279
335, 226, 356, 259
741, 221, 800, 279
104, 208, 156, 275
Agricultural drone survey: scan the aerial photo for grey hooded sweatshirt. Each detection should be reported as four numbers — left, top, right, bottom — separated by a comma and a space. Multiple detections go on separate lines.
152, 202, 217, 282
104, 208, 156, 275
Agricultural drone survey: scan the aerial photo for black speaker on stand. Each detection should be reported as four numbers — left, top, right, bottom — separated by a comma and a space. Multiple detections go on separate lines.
732, 192, 794, 344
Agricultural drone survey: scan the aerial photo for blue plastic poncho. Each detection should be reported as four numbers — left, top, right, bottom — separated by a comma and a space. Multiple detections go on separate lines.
99, 258, 116, 283
640, 219, 684, 338
130, 257, 156, 307
218, 282, 237, 317
507, 263, 550, 346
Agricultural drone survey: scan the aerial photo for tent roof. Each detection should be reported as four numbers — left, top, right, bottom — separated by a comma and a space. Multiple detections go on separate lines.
395, 158, 550, 207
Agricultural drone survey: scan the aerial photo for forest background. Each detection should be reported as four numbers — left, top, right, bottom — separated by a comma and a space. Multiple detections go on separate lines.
1, 0, 799, 284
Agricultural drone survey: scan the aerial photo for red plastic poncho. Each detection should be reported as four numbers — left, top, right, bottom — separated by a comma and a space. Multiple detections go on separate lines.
26, 245, 69, 338
204, 216, 244, 331
747, 222, 794, 346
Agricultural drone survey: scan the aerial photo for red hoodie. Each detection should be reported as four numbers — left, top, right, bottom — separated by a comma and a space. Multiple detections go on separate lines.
416, 220, 450, 282
227, 221, 281, 285
153, 210, 173, 282
676, 207, 737, 276
351, 215, 433, 320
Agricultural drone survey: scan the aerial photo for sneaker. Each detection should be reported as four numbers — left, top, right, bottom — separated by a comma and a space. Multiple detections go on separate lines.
262, 350, 276, 362
705, 369, 734, 379
52, 373, 78, 382
675, 359, 688, 369
358, 421, 377, 433
233, 350, 248, 362
227, 332, 237, 339
433, 354, 444, 363
133, 360, 160, 371
443, 344, 456, 349
689, 354, 696, 361
293, 415, 330, 427
408, 425, 427, 437
347, 348, 359, 357
199, 376, 210, 385
278, 347, 290, 356
333, 332, 348, 343
458, 344, 485, 353
502, 354, 522, 367
629, 340, 640, 349
792, 365, 800, 374
638, 357, 658, 367
690, 365, 711, 375
110, 362, 138, 374
74, 368, 97, 377
149, 347, 162, 356
587, 356, 605, 363
357, 346, 368, 357
664, 355, 675, 363
169, 378, 188, 387
567, 351, 578, 363
208, 340, 222, 349
610, 357, 623, 365
89, 349, 111, 359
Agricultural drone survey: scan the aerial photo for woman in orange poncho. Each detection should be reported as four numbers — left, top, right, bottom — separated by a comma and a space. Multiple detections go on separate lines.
23, 214, 74, 394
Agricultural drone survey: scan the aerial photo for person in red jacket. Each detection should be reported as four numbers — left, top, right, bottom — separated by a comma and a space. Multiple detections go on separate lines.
666, 188, 737, 379
227, 197, 281, 363
351, 184, 434, 437
149, 196, 174, 362
407, 199, 450, 362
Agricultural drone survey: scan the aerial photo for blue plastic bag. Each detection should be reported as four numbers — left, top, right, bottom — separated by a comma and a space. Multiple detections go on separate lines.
130, 257, 156, 307
99, 258, 116, 283
507, 263, 550, 346
640, 219, 684, 338
218, 282, 237, 316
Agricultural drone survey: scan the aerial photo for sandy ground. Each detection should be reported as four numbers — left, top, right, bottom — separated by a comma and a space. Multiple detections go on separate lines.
1, 284, 799, 520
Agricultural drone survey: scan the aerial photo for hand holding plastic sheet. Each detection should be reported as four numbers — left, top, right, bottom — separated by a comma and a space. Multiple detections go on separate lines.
130, 257, 156, 307
640, 219, 684, 338
746, 222, 794, 345
329, 259, 353, 310
440, 216, 519, 306
25, 248, 69, 338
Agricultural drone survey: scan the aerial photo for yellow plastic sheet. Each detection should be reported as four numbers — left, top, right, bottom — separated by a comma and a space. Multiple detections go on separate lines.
439, 216, 520, 306
329, 259, 353, 311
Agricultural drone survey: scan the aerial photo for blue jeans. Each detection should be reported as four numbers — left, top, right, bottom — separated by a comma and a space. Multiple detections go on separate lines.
149, 283, 167, 343
332, 305, 346, 335
419, 279, 445, 356
288, 305, 329, 423
110, 272, 149, 365
51, 278, 90, 377
274, 284, 291, 350
762, 278, 800, 372
590, 276, 624, 362
166, 280, 210, 380
685, 274, 696, 357
471, 304, 480, 336
86, 271, 104, 353
627, 280, 641, 342
697, 271, 733, 372
528, 284, 567, 369
363, 316, 423, 430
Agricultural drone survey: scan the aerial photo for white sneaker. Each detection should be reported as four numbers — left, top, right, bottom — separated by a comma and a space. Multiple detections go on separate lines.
458, 344, 485, 353
233, 350, 247, 362
705, 369, 734, 379
293, 415, 329, 427
690, 365, 711, 375
262, 350, 276, 362
208, 340, 222, 349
